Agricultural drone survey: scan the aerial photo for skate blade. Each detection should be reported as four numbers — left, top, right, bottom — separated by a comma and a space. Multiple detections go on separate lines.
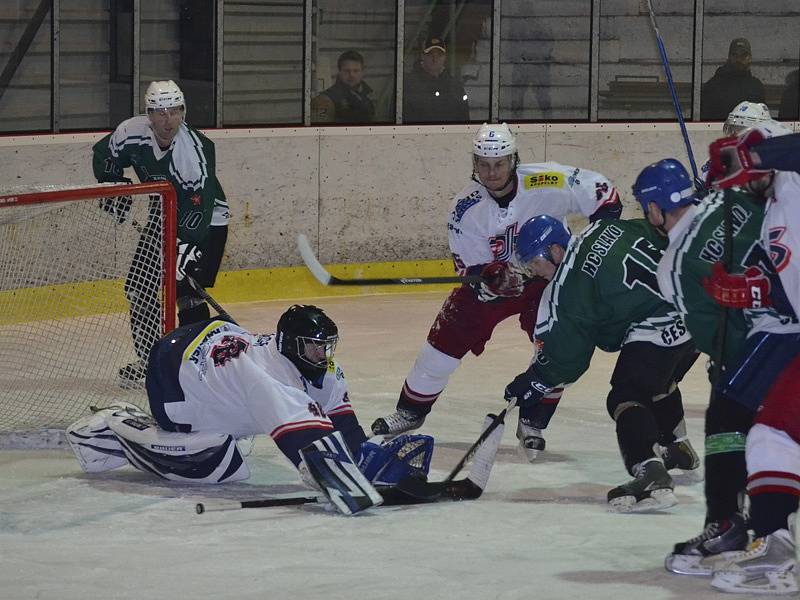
665, 553, 715, 576
711, 569, 799, 595
608, 489, 677, 514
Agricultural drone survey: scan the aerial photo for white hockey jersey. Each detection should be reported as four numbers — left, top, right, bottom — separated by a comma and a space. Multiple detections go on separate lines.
447, 162, 620, 273
165, 320, 351, 441
749, 171, 800, 335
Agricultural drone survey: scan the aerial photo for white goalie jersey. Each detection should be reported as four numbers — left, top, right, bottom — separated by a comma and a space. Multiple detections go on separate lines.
447, 162, 620, 273
166, 320, 352, 441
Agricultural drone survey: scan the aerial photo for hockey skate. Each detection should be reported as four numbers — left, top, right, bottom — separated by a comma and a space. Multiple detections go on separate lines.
607, 458, 677, 513
665, 513, 749, 576
516, 417, 545, 462
661, 437, 703, 482
371, 408, 425, 437
118, 360, 147, 390
712, 529, 798, 595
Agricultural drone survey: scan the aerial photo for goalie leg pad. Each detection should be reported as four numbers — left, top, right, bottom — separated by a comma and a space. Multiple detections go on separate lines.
66, 408, 130, 473
357, 434, 434, 485
300, 430, 383, 515
106, 410, 250, 484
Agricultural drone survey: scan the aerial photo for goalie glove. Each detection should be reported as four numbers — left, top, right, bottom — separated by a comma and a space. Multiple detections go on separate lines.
176, 239, 202, 282
477, 260, 525, 302
99, 195, 133, 224
504, 364, 552, 409
703, 261, 771, 309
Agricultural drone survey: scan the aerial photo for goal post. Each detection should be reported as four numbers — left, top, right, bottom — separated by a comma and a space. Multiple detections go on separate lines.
0, 181, 177, 437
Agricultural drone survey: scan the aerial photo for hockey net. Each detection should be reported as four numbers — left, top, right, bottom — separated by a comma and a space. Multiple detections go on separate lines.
0, 182, 176, 444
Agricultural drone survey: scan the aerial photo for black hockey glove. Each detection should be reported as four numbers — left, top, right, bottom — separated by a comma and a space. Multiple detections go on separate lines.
99, 195, 133, 224
176, 240, 202, 282
504, 365, 552, 409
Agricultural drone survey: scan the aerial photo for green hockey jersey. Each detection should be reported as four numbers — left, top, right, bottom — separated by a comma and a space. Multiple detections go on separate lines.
532, 218, 690, 388
657, 188, 767, 367
93, 115, 230, 248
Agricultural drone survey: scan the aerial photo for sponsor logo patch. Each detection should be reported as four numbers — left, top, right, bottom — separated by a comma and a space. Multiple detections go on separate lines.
524, 172, 564, 190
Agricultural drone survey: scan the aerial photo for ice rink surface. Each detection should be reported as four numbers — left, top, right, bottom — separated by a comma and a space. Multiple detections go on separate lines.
0, 292, 763, 600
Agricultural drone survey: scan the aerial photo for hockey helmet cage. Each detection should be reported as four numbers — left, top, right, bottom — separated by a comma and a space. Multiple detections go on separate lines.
514, 215, 571, 268
473, 123, 517, 158
632, 158, 696, 216
276, 305, 338, 381
723, 101, 775, 137
145, 80, 185, 112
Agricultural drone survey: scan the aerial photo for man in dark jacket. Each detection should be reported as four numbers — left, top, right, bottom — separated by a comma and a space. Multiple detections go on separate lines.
779, 69, 799, 119
701, 38, 765, 120
403, 35, 470, 123
312, 50, 375, 124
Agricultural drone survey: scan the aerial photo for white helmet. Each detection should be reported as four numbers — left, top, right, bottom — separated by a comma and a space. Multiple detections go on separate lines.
473, 123, 517, 158
145, 80, 185, 111
723, 101, 776, 136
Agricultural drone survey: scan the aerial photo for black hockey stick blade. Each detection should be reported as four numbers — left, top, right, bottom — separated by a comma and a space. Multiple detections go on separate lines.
297, 233, 481, 287
184, 273, 235, 323
444, 398, 516, 483
390, 477, 484, 503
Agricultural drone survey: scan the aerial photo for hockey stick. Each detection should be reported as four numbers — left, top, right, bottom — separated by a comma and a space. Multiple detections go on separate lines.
183, 272, 234, 323
194, 477, 482, 514
297, 234, 481, 287
444, 398, 515, 483
645, 0, 703, 191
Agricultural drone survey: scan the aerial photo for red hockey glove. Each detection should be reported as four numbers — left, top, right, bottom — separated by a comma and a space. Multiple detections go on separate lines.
479, 261, 524, 300
703, 261, 771, 309
707, 128, 772, 190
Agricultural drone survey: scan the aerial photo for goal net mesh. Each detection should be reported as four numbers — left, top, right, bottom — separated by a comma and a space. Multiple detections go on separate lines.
0, 183, 176, 434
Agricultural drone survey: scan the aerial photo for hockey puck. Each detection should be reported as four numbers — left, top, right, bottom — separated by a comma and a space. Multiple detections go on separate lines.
195, 503, 205, 514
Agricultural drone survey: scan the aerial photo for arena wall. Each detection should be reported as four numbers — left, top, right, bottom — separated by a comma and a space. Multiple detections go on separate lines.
1, 123, 797, 284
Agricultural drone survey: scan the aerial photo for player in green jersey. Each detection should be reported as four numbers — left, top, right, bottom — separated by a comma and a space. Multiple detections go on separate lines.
504, 213, 701, 513
92, 80, 231, 387
635, 157, 768, 575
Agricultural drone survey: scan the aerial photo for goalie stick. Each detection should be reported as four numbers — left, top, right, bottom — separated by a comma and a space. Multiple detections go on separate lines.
194, 478, 481, 513
297, 234, 481, 287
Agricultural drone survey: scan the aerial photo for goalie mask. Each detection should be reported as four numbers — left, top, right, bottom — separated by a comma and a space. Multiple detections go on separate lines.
277, 305, 338, 382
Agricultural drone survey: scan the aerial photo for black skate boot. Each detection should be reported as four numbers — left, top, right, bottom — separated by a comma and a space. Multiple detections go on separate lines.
371, 408, 426, 437
607, 458, 677, 513
665, 513, 749, 576
516, 417, 546, 462
662, 437, 703, 482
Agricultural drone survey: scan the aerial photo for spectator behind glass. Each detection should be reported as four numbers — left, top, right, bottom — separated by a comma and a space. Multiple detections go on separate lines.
311, 50, 375, 124
403, 35, 470, 123
779, 69, 799, 119
701, 38, 766, 121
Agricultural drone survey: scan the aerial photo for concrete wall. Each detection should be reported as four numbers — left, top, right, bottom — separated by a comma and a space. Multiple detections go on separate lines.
1, 122, 797, 271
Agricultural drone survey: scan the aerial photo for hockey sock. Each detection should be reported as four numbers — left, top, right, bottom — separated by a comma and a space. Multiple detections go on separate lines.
749, 492, 800, 538
521, 389, 561, 429
704, 433, 747, 522
650, 386, 686, 445
613, 402, 661, 474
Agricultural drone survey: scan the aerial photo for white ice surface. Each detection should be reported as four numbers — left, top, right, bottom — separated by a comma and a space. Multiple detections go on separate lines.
0, 292, 759, 600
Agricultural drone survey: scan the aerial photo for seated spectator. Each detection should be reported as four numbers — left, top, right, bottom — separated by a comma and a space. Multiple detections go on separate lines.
700, 38, 765, 121
403, 35, 470, 123
311, 50, 375, 124
779, 69, 799, 120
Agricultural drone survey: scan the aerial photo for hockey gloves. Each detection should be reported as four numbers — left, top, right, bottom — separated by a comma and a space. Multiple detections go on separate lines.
706, 127, 772, 191
100, 195, 133, 224
504, 364, 552, 409
176, 240, 202, 282
477, 260, 525, 302
703, 261, 771, 309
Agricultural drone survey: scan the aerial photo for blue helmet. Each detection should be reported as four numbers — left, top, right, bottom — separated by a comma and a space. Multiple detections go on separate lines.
515, 215, 571, 266
632, 158, 696, 216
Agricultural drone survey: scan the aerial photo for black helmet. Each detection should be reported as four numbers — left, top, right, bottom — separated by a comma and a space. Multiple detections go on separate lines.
276, 305, 338, 381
